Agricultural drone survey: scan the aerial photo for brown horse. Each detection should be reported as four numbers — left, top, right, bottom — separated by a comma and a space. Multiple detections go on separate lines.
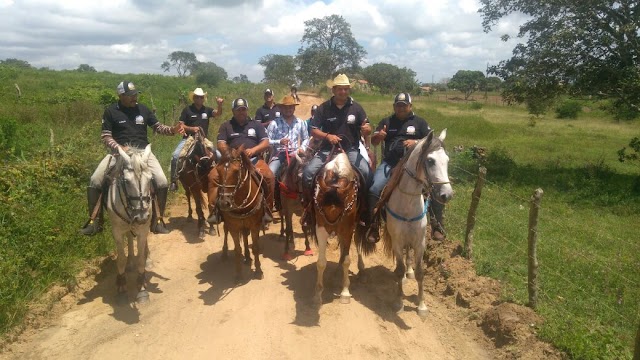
210, 146, 265, 282
276, 150, 312, 260
311, 151, 373, 306
177, 133, 217, 239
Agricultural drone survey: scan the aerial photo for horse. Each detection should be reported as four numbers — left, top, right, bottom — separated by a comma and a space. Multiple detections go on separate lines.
276, 148, 312, 260
177, 132, 217, 239
213, 146, 265, 282
375, 129, 453, 318
311, 151, 373, 306
107, 145, 154, 304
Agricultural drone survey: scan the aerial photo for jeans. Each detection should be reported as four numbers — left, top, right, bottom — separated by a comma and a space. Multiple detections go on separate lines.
170, 138, 187, 182
89, 152, 168, 190
302, 148, 371, 191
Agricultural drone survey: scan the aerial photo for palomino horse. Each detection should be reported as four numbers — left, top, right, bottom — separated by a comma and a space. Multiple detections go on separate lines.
375, 129, 453, 318
312, 151, 372, 306
213, 146, 265, 282
277, 148, 312, 260
107, 145, 154, 304
177, 132, 217, 239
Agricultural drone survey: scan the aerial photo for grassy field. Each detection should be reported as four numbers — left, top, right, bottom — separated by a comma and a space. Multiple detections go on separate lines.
1, 67, 638, 359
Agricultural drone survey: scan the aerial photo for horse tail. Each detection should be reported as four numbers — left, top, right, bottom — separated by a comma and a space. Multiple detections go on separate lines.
356, 224, 377, 256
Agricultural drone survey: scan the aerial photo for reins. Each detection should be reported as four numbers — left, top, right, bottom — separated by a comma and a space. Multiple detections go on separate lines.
214, 156, 264, 218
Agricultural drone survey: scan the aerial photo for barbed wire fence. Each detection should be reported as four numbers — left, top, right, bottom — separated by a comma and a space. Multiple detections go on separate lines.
445, 162, 639, 358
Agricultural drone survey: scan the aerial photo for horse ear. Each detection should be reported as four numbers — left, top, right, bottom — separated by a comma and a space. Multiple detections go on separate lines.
118, 146, 131, 163
142, 144, 151, 162
439, 128, 447, 141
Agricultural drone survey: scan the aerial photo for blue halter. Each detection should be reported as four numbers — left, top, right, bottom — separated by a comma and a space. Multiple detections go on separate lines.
385, 199, 429, 223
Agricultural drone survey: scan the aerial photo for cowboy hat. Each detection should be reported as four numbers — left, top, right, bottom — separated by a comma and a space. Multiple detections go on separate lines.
278, 95, 299, 106
326, 73, 352, 88
188, 88, 208, 103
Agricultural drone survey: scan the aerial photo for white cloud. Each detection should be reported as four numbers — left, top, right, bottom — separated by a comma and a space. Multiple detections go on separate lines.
0, 0, 517, 82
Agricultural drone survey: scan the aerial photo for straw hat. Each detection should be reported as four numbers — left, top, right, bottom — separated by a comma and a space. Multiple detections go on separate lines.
278, 95, 299, 106
188, 88, 208, 103
326, 73, 352, 88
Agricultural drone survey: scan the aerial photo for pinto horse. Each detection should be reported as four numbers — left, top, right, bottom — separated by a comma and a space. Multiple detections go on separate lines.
213, 146, 265, 282
107, 145, 154, 304
277, 148, 312, 260
177, 132, 217, 239
311, 151, 372, 306
375, 129, 453, 318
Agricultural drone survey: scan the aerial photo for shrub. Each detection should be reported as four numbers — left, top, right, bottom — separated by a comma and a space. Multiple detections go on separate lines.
469, 102, 484, 110
555, 100, 582, 119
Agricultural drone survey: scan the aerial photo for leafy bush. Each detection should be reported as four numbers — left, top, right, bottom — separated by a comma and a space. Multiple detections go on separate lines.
555, 100, 582, 119
0, 116, 18, 155
469, 102, 484, 110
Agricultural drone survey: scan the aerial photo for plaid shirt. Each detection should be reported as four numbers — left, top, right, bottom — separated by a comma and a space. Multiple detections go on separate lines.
267, 116, 309, 152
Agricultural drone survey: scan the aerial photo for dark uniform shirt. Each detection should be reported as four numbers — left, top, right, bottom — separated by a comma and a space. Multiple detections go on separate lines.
254, 104, 280, 125
102, 102, 158, 149
179, 104, 215, 138
376, 113, 431, 166
310, 97, 368, 151
217, 117, 269, 150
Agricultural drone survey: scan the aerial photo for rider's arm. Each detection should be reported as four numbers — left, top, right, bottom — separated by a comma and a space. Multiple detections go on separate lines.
266, 121, 281, 146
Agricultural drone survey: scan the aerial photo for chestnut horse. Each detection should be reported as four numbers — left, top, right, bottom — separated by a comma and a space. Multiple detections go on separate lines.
212, 146, 265, 282
277, 149, 312, 260
107, 145, 153, 304
311, 151, 372, 306
177, 133, 216, 239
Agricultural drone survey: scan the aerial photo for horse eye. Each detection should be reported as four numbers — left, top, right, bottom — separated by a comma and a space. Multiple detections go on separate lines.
427, 158, 435, 166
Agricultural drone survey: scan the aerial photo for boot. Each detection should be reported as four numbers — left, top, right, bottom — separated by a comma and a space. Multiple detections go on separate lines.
207, 204, 221, 224
79, 187, 103, 236
151, 187, 170, 234
366, 193, 380, 243
429, 198, 446, 241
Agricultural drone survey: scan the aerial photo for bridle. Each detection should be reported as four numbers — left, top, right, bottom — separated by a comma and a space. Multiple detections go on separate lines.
110, 161, 151, 224
215, 155, 264, 219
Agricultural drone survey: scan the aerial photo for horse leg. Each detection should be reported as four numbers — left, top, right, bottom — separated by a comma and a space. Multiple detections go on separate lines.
126, 230, 136, 271
314, 226, 329, 306
243, 228, 251, 265
338, 237, 352, 304
114, 230, 128, 303
393, 251, 406, 313
231, 231, 243, 283
194, 189, 206, 239
251, 227, 263, 279
135, 230, 150, 304
282, 206, 292, 260
221, 223, 229, 261
404, 245, 415, 282
186, 187, 193, 222
414, 243, 428, 318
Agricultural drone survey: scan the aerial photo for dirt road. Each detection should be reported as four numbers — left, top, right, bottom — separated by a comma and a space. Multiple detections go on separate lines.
1, 92, 558, 360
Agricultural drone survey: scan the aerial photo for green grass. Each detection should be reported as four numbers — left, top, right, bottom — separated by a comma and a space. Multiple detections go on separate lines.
1, 69, 639, 359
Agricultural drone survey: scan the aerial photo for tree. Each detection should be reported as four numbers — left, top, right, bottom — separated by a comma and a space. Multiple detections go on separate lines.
161, 51, 198, 77
479, 0, 640, 120
361, 63, 420, 94
482, 76, 503, 92
1, 58, 31, 69
448, 70, 486, 100
192, 61, 227, 87
259, 54, 297, 85
296, 15, 366, 86
232, 74, 250, 84
76, 64, 96, 72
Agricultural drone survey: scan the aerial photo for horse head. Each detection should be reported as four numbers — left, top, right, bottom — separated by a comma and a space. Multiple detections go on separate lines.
216, 145, 255, 211
114, 145, 153, 224
314, 152, 358, 224
415, 129, 453, 204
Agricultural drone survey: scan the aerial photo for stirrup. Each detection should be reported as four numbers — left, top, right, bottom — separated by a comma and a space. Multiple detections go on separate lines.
79, 220, 103, 236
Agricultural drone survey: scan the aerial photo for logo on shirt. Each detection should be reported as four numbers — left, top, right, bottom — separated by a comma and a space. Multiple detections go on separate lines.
275, 112, 281, 118
347, 114, 356, 124
135, 115, 144, 125
201, 113, 208, 119
407, 126, 416, 135
247, 128, 256, 137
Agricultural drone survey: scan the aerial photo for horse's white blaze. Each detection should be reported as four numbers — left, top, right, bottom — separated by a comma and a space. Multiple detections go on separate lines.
324, 152, 355, 181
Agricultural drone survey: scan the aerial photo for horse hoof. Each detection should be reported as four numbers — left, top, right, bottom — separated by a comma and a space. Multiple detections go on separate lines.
282, 253, 293, 261
145, 258, 154, 270
254, 271, 264, 280
417, 308, 428, 319
303, 249, 314, 256
136, 291, 150, 304
339, 295, 351, 304
406, 272, 415, 280
402, 277, 408, 285
209, 228, 216, 236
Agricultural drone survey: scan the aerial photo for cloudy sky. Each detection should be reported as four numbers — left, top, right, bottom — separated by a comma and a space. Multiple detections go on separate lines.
0, 0, 525, 84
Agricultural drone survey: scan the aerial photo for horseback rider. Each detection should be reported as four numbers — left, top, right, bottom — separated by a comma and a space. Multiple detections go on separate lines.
169, 87, 223, 192
367, 93, 446, 242
301, 74, 372, 227
207, 98, 275, 227
266, 95, 309, 211
79, 81, 184, 236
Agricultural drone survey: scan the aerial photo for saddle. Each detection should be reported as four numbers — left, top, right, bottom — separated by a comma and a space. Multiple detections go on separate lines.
177, 135, 215, 177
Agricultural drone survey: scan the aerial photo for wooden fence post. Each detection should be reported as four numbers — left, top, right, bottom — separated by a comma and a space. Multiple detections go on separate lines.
464, 166, 486, 259
528, 188, 544, 309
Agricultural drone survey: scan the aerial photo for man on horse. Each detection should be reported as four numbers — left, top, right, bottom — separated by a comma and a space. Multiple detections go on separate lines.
301, 73, 372, 227
254, 88, 280, 129
207, 98, 275, 227
169, 87, 223, 192
79, 81, 184, 236
267, 95, 309, 211
367, 92, 445, 242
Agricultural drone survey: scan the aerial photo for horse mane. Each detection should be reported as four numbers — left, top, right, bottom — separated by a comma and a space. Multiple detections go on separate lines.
113, 146, 149, 179
316, 153, 356, 209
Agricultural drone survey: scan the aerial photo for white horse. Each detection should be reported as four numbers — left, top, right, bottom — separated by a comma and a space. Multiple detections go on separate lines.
107, 145, 153, 304
379, 129, 453, 318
